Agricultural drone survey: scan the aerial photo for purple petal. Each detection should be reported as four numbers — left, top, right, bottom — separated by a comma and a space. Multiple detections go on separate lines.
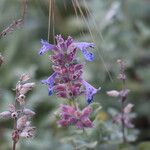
74, 42, 95, 61
38, 39, 56, 55
58, 119, 69, 127
76, 121, 84, 129
83, 80, 100, 104
55, 35, 66, 50
81, 118, 94, 128
41, 72, 57, 95
66, 36, 74, 47
81, 106, 92, 118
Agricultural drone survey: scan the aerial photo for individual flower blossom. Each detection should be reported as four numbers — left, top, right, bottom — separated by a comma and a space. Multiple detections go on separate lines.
41, 72, 57, 95
74, 42, 95, 61
38, 39, 57, 55
83, 80, 100, 104
58, 105, 93, 129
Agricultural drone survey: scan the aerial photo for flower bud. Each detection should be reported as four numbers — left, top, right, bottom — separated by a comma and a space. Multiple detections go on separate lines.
8, 104, 16, 113
19, 83, 35, 94
17, 94, 26, 105
124, 103, 134, 114
0, 111, 11, 119
17, 115, 28, 130
23, 108, 35, 117
119, 89, 130, 98
20, 74, 30, 82
11, 112, 18, 119
107, 90, 120, 97
12, 130, 19, 143
20, 126, 36, 138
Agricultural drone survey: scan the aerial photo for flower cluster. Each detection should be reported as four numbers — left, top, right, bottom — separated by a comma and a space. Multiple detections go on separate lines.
58, 105, 93, 129
0, 74, 36, 145
39, 35, 100, 128
107, 60, 134, 142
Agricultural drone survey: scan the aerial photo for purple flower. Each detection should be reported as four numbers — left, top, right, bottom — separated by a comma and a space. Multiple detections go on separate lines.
38, 39, 57, 55
113, 114, 134, 128
74, 42, 95, 61
83, 80, 100, 104
41, 72, 57, 95
58, 105, 93, 129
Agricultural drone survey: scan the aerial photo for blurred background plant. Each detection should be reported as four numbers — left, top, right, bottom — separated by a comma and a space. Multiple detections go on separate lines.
0, 0, 150, 150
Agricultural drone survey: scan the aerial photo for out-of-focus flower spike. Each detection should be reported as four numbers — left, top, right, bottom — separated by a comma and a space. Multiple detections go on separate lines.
38, 39, 57, 55
83, 80, 101, 104
41, 72, 57, 96
74, 42, 95, 61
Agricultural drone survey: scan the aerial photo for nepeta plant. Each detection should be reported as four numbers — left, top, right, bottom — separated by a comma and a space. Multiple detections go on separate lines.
0, 74, 36, 150
39, 35, 100, 129
107, 60, 134, 143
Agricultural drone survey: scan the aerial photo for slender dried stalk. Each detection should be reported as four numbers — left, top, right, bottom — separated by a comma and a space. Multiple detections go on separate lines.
0, 0, 28, 39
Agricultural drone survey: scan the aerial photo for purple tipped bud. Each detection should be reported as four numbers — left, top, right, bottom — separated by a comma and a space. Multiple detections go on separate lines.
17, 115, 28, 130
8, 104, 16, 113
19, 83, 35, 95
17, 94, 26, 105
20, 74, 30, 82
11, 112, 18, 119
0, 111, 11, 119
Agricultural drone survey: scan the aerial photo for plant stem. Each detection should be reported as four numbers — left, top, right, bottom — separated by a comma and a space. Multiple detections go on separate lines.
13, 141, 16, 150
121, 99, 126, 143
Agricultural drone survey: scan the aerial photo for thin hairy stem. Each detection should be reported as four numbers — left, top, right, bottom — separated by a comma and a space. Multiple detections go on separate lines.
13, 142, 17, 150
0, 0, 28, 38
121, 97, 126, 143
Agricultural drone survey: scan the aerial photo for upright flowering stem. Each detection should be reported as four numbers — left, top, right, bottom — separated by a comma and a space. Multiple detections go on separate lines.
39, 35, 100, 130
107, 59, 134, 143
118, 59, 127, 143
0, 74, 36, 150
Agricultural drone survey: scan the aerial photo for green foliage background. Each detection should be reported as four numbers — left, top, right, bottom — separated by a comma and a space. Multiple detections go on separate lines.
0, 0, 150, 149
